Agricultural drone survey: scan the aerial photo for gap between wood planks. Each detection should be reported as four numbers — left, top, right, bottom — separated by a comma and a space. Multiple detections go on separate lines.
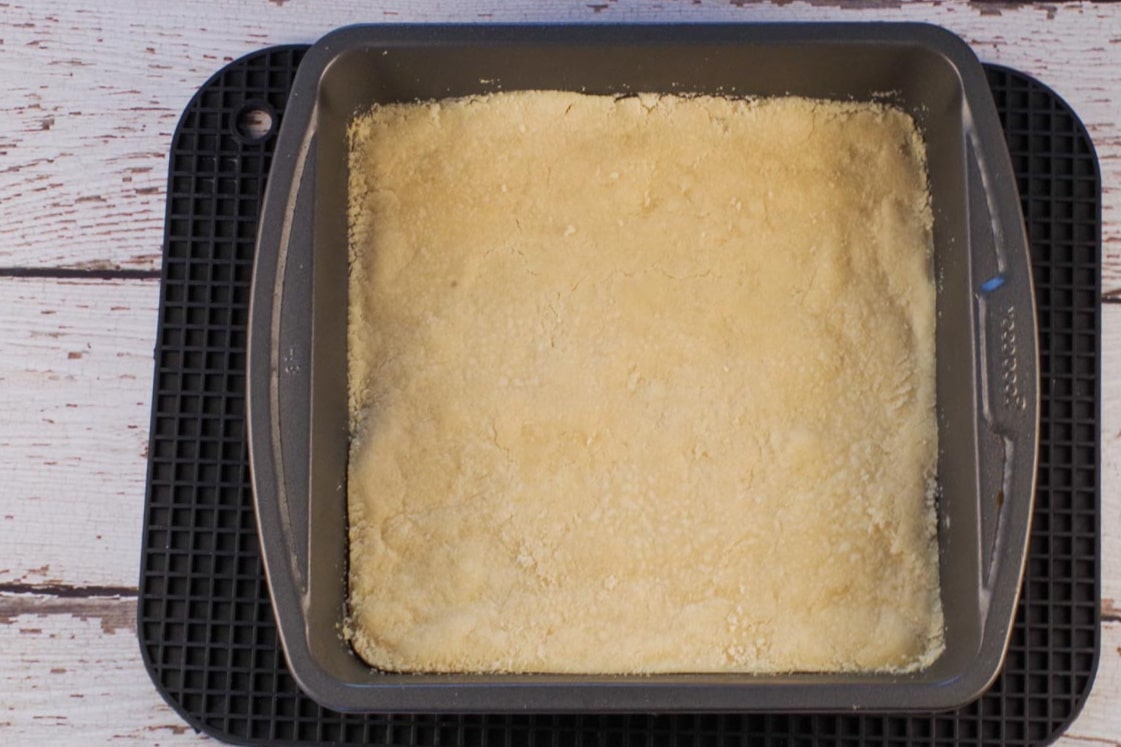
0, 584, 137, 634
0, 591, 136, 634
0, 267, 161, 280
0, 582, 136, 599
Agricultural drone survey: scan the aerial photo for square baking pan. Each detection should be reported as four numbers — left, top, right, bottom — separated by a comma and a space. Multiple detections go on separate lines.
246, 23, 1038, 713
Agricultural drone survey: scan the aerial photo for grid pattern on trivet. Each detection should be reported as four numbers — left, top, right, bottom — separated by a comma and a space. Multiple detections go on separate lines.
138, 49, 1101, 746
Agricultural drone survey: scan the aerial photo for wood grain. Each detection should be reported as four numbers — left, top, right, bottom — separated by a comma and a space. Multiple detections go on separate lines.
0, 277, 157, 589
1101, 303, 1121, 615
0, 0, 1117, 293
0, 592, 208, 744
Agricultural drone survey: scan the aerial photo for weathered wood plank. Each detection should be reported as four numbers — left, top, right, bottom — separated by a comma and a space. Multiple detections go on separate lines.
1088, 301, 1121, 745
0, 0, 1117, 292
0, 277, 156, 589
0, 592, 207, 743
1100, 303, 1121, 623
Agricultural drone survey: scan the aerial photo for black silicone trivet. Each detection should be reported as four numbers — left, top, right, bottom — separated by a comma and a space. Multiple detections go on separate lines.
139, 48, 1101, 746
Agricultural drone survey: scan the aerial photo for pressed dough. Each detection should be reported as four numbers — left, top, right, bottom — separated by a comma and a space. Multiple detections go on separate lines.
346, 91, 944, 674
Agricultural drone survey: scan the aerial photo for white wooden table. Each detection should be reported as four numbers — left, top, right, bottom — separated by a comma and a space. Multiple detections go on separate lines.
1, 2, 1117, 744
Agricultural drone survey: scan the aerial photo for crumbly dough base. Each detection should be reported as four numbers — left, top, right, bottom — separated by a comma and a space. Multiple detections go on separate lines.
346, 91, 944, 674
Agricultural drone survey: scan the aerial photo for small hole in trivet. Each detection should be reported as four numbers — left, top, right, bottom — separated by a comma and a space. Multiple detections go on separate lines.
236, 104, 275, 142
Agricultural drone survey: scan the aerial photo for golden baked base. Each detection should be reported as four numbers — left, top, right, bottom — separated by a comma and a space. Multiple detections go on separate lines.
345, 91, 943, 674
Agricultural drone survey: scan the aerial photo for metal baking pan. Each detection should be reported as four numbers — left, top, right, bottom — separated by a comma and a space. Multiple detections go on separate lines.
247, 23, 1038, 713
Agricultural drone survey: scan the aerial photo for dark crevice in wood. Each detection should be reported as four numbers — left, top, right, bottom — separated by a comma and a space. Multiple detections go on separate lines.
0, 267, 160, 280
0, 582, 138, 598
0, 592, 136, 633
